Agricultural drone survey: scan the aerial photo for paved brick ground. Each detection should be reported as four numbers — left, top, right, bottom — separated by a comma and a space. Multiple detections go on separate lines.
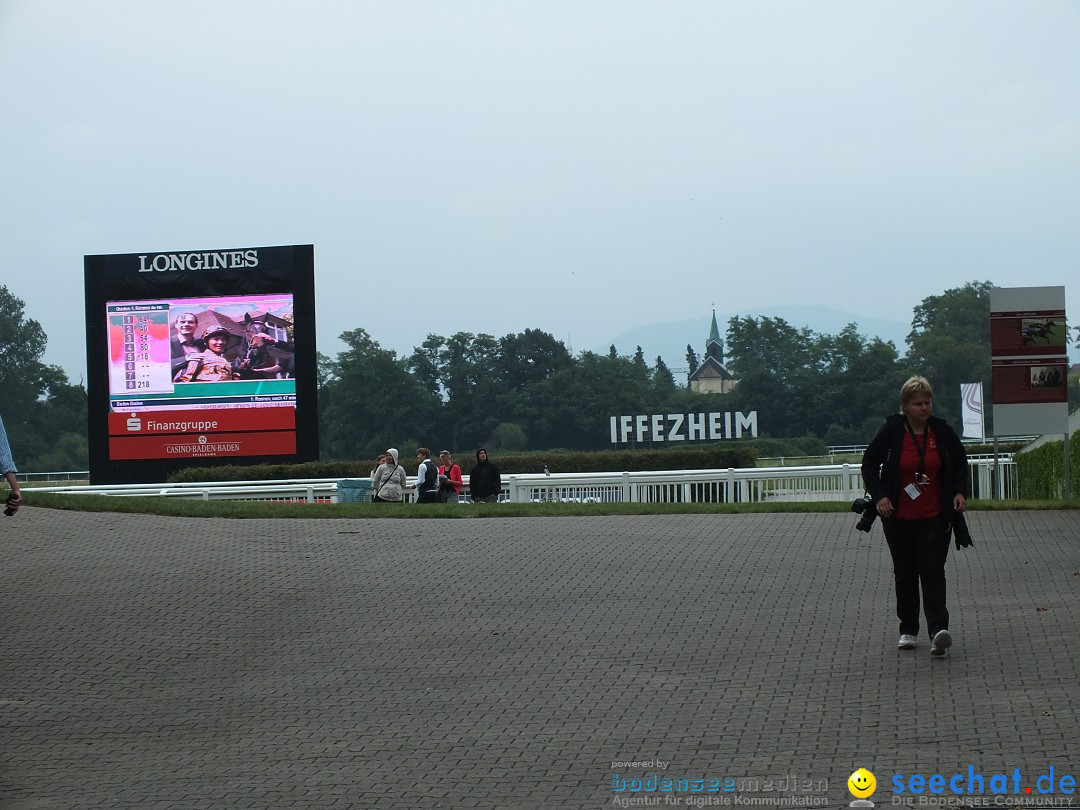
1, 507, 1078, 810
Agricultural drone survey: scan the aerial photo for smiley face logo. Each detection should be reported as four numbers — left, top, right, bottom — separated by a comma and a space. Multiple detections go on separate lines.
848, 768, 876, 799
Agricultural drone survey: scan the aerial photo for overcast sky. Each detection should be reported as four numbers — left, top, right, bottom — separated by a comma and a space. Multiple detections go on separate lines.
2, 1, 1077, 381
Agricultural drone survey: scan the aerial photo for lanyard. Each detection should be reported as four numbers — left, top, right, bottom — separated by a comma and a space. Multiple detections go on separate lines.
904, 419, 930, 484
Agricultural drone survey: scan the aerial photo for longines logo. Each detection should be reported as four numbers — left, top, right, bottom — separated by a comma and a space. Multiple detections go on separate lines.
137, 250, 258, 272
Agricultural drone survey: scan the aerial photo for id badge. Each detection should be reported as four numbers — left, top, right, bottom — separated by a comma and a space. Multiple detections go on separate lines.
904, 483, 921, 500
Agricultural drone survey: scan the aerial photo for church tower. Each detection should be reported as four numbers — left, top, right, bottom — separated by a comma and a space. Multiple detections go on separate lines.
688, 309, 737, 394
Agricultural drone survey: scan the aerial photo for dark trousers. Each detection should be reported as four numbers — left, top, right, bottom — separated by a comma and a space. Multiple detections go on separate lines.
882, 515, 951, 639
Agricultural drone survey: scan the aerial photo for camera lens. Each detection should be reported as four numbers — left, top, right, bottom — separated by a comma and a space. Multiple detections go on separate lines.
855, 507, 877, 533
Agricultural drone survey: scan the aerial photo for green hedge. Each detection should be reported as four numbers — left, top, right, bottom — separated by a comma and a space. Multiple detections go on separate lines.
167, 460, 374, 483
486, 445, 758, 475
750, 436, 828, 458
1016, 431, 1080, 499
166, 443, 758, 483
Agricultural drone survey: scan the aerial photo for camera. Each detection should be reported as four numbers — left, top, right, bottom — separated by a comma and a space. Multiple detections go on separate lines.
4, 497, 15, 517
851, 494, 877, 533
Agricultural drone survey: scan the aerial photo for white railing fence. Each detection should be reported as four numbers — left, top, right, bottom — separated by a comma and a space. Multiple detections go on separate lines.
504, 457, 1014, 504
17, 470, 90, 483
30, 478, 340, 504
29, 457, 1015, 504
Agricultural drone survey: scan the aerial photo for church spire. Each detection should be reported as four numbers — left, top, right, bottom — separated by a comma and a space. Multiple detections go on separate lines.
707, 307, 721, 346
705, 307, 723, 363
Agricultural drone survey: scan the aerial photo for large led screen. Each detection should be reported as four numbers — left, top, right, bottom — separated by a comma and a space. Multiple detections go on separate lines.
85, 245, 318, 484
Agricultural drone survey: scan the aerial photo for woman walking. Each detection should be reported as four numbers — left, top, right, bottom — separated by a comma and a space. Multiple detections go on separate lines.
861, 376, 969, 656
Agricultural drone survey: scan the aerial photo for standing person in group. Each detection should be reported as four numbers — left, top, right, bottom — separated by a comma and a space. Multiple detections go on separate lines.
370, 453, 387, 480
1, 412, 21, 516
437, 451, 463, 503
371, 448, 407, 503
861, 376, 969, 657
413, 448, 441, 504
469, 447, 502, 503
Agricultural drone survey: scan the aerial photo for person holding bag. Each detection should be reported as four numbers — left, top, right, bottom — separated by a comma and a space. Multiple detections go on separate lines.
371, 448, 407, 503
861, 376, 969, 657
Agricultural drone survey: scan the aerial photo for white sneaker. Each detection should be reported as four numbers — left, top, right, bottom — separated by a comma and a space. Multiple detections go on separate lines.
897, 634, 917, 650
930, 630, 952, 656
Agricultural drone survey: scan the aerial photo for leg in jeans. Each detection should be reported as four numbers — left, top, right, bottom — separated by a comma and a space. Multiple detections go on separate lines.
883, 519, 921, 637
916, 515, 951, 639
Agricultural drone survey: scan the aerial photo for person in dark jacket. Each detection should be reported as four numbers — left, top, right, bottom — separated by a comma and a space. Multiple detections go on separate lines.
413, 447, 441, 504
861, 376, 969, 657
469, 448, 502, 503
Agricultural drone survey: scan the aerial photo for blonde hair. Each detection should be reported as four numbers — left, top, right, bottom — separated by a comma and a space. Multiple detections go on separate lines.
899, 375, 934, 407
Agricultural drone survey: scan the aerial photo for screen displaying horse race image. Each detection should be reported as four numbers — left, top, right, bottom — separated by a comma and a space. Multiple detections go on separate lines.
107, 293, 296, 404
84, 244, 318, 483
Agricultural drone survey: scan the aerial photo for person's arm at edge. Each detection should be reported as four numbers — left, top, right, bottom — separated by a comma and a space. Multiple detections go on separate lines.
860, 421, 893, 518
4, 471, 20, 513
0, 416, 19, 513
947, 422, 969, 512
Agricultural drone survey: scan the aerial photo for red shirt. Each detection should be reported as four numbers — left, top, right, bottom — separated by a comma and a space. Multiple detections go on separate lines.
895, 427, 943, 520
439, 463, 463, 493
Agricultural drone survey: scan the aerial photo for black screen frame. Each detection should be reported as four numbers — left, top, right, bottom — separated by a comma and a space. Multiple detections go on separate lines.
84, 244, 318, 484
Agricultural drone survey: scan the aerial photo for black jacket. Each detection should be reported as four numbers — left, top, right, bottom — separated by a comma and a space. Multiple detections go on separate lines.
861, 413, 969, 518
469, 451, 501, 500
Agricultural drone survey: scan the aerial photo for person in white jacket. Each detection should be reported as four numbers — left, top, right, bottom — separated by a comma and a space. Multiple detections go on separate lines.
371, 448, 407, 503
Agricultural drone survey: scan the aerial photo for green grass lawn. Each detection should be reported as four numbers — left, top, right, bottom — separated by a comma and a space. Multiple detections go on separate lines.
20, 491, 1079, 519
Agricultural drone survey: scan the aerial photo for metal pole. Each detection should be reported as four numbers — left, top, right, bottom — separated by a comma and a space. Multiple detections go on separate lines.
1065, 432, 1072, 501
993, 436, 1001, 500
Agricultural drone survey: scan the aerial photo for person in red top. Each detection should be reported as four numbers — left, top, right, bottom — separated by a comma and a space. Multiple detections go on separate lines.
861, 376, 969, 656
438, 451, 463, 503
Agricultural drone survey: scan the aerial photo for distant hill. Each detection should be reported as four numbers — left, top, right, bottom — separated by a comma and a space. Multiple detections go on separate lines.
602, 305, 911, 373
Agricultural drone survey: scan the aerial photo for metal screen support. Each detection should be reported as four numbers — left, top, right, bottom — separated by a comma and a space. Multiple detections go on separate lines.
993, 437, 1001, 500
1065, 432, 1072, 500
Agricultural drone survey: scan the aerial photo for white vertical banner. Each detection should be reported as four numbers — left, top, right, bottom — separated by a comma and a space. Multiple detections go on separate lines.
960, 382, 985, 440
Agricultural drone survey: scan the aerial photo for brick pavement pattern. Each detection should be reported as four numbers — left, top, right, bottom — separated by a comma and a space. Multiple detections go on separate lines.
1, 507, 1078, 809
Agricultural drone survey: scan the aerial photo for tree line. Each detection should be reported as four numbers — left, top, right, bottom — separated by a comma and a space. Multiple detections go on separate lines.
320, 280, 1078, 457
2, 280, 1077, 471
0, 286, 89, 471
